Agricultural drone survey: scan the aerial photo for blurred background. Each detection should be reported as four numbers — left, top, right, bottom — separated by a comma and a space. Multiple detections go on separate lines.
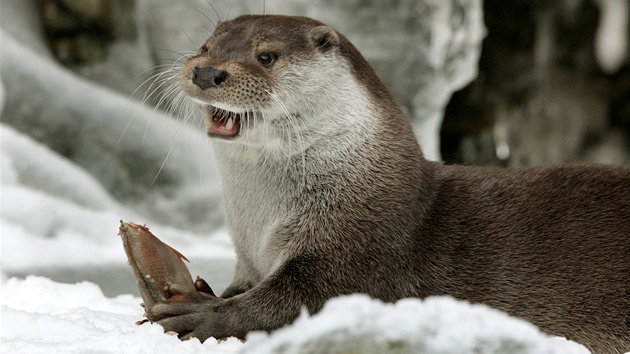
1, 0, 628, 296
8, 0, 629, 164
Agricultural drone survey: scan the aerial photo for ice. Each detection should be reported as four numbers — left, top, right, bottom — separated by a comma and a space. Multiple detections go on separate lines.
594, 0, 629, 74
410, 0, 486, 161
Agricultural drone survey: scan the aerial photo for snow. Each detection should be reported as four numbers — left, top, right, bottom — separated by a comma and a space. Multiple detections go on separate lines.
1, 276, 244, 354
244, 295, 589, 354
1, 277, 590, 354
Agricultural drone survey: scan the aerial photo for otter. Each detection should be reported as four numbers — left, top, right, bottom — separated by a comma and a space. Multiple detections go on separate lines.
147, 15, 630, 353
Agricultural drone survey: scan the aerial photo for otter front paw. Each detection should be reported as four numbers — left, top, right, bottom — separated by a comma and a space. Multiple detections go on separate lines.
146, 283, 232, 341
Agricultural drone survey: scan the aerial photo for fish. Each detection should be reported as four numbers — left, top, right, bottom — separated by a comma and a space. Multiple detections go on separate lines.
118, 220, 213, 311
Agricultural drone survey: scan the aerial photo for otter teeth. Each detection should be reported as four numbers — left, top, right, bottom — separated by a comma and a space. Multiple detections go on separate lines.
225, 117, 234, 131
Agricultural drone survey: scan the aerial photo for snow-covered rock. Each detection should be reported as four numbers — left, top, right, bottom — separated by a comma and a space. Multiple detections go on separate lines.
0, 29, 223, 233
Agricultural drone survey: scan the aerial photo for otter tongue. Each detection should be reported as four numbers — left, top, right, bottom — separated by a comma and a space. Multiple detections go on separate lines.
208, 109, 241, 137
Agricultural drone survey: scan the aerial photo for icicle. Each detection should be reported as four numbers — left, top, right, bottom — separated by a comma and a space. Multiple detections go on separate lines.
594, 0, 629, 74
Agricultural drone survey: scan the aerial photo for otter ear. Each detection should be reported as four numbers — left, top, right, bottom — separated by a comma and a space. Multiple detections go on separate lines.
308, 26, 340, 52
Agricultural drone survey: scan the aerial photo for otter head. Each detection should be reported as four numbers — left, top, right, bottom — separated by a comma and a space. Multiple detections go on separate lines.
180, 15, 360, 149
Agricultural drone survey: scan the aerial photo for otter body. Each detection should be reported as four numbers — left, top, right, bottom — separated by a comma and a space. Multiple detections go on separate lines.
148, 15, 630, 353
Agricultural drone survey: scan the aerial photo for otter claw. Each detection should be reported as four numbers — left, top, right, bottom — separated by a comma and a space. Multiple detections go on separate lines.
195, 276, 216, 296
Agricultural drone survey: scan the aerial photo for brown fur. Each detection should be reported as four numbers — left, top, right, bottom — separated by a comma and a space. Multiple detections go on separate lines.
150, 15, 630, 353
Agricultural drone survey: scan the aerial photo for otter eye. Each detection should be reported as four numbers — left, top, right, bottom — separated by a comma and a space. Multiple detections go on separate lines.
257, 53, 276, 67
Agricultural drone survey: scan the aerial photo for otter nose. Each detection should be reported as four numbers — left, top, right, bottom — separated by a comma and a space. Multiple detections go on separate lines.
192, 67, 228, 90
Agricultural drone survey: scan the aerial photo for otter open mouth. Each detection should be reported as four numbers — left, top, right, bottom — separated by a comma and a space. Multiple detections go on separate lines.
206, 106, 243, 139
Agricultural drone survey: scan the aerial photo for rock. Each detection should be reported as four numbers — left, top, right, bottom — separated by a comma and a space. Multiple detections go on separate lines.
442, 0, 630, 166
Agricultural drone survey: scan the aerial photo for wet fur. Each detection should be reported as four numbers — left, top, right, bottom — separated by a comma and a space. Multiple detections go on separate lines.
152, 15, 630, 353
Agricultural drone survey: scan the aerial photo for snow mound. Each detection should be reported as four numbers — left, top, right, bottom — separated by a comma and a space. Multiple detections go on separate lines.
243, 294, 590, 354
0, 276, 243, 354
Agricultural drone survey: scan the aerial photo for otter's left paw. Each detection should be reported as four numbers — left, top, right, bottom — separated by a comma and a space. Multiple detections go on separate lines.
146, 283, 231, 341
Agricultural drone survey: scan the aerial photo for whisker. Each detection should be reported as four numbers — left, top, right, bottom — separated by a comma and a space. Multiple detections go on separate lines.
151, 97, 201, 186
154, 77, 183, 112
117, 113, 136, 145
226, 3, 235, 21
154, 48, 197, 57
266, 89, 308, 183
168, 90, 191, 120
132, 67, 179, 107
204, 0, 222, 24
192, 6, 216, 29
196, 107, 209, 182
120, 64, 180, 144
243, 2, 252, 16
260, 110, 272, 167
